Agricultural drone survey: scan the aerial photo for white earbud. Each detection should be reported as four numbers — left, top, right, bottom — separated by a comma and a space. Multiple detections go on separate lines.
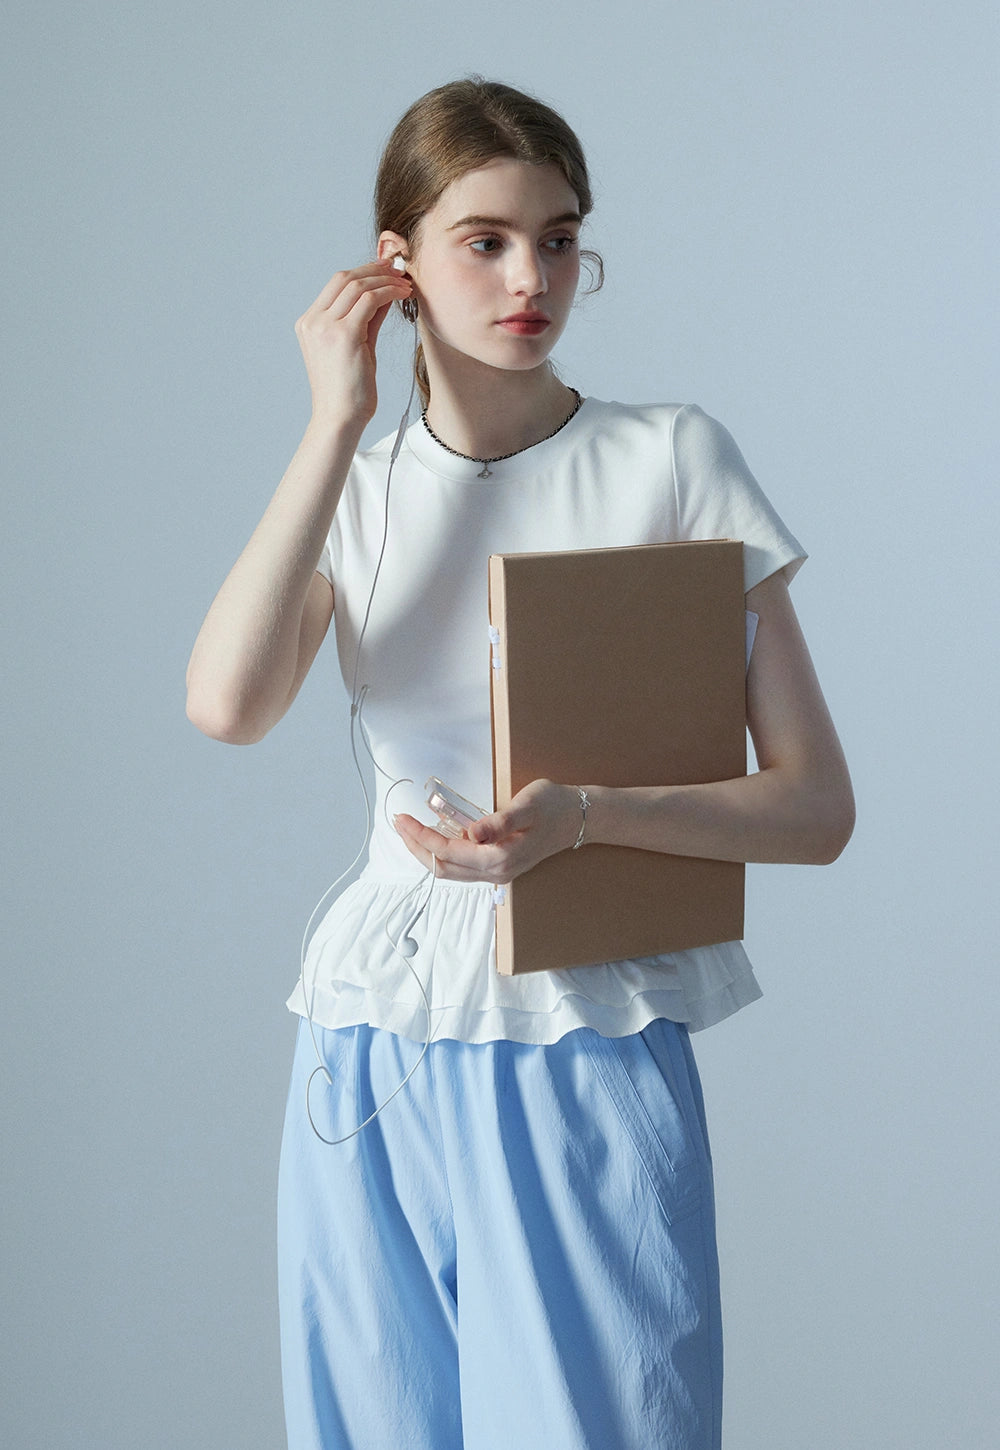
391, 254, 408, 273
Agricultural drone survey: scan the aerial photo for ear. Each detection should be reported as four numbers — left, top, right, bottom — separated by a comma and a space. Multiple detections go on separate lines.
377, 231, 410, 267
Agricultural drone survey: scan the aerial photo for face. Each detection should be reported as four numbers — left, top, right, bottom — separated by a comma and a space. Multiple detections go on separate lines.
383, 157, 582, 376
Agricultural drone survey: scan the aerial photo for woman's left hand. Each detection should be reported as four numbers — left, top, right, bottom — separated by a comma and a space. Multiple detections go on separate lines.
393, 778, 581, 883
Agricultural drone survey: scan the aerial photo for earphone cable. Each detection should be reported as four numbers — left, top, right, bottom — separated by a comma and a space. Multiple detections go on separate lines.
298, 324, 435, 1141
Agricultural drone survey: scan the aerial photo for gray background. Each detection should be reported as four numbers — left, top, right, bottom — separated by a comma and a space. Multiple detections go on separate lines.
3, 1, 997, 1446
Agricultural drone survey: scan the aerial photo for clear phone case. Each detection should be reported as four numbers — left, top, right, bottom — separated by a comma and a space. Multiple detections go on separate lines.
425, 776, 487, 838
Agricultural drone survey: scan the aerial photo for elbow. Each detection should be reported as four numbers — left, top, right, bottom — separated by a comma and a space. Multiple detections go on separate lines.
808, 783, 856, 865
185, 685, 269, 745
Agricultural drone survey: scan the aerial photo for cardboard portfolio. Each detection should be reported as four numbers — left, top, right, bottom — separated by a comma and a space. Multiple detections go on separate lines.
488, 540, 747, 976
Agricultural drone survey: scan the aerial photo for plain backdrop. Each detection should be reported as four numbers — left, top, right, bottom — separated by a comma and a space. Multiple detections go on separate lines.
3, 2, 997, 1447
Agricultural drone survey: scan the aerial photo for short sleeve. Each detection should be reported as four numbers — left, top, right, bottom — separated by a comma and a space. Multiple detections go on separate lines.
315, 535, 335, 586
670, 404, 807, 591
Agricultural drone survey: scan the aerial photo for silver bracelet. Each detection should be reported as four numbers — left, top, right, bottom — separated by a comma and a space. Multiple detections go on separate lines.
572, 787, 590, 850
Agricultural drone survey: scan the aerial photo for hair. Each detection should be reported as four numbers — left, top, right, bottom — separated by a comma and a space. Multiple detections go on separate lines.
374, 78, 603, 405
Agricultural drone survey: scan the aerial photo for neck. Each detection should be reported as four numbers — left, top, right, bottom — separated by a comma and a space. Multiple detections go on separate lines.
420, 341, 577, 461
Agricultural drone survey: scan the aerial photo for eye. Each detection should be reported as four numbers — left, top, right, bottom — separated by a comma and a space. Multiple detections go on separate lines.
469, 236, 504, 254
544, 234, 579, 254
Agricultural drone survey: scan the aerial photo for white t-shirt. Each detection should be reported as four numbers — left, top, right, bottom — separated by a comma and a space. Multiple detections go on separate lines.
286, 398, 806, 1043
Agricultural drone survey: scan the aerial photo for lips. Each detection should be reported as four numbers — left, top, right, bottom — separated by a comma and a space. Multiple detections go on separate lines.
497, 313, 550, 336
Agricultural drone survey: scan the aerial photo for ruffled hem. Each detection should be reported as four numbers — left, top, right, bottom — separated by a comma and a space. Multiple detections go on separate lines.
286, 873, 762, 1045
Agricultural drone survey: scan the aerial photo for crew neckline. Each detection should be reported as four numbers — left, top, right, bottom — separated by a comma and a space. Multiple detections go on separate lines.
404, 395, 593, 482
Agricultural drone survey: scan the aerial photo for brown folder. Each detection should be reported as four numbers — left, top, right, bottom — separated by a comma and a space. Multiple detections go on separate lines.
488, 540, 747, 975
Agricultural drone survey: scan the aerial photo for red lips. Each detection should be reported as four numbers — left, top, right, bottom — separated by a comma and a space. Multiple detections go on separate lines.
497, 312, 550, 335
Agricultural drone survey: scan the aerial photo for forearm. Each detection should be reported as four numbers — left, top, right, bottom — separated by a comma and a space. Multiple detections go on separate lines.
397, 760, 855, 886
580, 568, 853, 867
185, 418, 358, 742
582, 762, 856, 867
399, 575, 854, 884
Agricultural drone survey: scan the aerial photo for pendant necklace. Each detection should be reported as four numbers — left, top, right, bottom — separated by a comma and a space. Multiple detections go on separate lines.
421, 390, 583, 478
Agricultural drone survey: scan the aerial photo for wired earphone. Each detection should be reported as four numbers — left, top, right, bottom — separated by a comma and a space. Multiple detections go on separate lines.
298, 253, 441, 1147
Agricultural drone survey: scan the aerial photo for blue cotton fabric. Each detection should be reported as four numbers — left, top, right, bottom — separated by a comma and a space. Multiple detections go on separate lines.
277, 1018, 722, 1450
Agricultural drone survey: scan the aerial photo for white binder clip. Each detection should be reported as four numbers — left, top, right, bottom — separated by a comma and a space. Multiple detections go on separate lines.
488, 624, 502, 670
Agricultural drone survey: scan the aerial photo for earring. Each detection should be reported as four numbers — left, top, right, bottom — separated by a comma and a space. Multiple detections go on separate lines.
401, 297, 418, 324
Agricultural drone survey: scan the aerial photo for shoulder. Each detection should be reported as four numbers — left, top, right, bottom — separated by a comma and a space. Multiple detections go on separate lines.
581, 398, 740, 457
581, 396, 686, 436
668, 403, 751, 468
352, 424, 401, 468
580, 399, 756, 488
665, 404, 771, 497
572, 398, 687, 469
337, 423, 409, 508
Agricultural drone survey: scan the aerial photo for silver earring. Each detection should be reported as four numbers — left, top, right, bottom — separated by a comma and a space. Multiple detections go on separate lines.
401, 297, 418, 324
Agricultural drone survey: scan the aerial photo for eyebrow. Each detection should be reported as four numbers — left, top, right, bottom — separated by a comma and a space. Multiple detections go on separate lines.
446, 211, 583, 232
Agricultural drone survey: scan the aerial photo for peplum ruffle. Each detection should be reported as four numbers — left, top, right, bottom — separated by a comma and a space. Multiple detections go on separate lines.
286, 869, 762, 1045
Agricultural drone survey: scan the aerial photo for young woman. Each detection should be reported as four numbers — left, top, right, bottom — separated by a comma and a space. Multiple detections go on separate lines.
187, 79, 854, 1450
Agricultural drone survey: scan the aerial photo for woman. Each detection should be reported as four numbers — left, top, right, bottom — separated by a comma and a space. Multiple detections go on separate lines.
187, 78, 854, 1450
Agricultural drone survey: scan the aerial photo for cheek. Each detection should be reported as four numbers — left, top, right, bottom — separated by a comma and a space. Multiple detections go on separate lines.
415, 259, 483, 319
412, 280, 482, 348
553, 258, 581, 307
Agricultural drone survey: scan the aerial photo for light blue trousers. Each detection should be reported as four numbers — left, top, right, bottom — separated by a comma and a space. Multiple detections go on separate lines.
277, 1019, 722, 1450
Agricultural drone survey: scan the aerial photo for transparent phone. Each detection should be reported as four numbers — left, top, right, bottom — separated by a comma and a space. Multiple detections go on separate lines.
425, 776, 488, 838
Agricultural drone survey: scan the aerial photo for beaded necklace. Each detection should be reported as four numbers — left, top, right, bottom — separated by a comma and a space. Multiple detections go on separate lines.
421, 389, 583, 478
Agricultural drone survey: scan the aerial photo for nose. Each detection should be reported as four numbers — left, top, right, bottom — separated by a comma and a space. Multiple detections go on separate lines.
505, 243, 548, 299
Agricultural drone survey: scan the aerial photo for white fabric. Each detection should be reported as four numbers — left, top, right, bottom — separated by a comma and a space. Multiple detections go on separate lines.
286, 399, 806, 1044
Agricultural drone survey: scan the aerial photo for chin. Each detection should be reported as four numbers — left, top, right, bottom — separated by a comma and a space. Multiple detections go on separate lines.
432, 334, 557, 376
489, 326, 567, 366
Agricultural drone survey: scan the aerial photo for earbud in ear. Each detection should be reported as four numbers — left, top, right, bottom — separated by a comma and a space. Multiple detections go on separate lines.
390, 253, 418, 322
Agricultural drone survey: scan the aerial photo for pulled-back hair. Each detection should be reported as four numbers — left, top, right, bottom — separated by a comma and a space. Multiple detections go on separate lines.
375, 78, 602, 403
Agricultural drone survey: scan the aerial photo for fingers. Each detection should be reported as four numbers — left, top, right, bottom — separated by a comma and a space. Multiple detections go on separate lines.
365, 296, 397, 351
470, 781, 568, 843
293, 261, 414, 428
294, 266, 412, 356
393, 813, 452, 854
467, 791, 539, 845
393, 814, 507, 882
393, 780, 579, 884
394, 814, 477, 867
393, 812, 543, 886
310, 261, 395, 309
467, 809, 510, 845
307, 262, 412, 321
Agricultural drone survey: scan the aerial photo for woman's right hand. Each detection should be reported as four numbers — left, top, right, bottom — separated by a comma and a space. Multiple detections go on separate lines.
294, 261, 413, 431
187, 262, 410, 744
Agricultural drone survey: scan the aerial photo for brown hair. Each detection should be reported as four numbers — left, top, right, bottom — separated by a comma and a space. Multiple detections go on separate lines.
374, 78, 602, 404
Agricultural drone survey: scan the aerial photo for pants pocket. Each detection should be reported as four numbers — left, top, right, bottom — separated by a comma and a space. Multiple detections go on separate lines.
580, 1023, 706, 1225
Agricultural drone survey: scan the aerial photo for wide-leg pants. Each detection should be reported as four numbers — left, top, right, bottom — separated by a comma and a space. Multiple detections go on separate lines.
277, 1018, 722, 1450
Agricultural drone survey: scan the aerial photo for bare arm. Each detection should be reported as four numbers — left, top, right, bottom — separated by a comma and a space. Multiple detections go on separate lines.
394, 570, 855, 876
184, 426, 346, 744
578, 570, 856, 864
185, 262, 413, 744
